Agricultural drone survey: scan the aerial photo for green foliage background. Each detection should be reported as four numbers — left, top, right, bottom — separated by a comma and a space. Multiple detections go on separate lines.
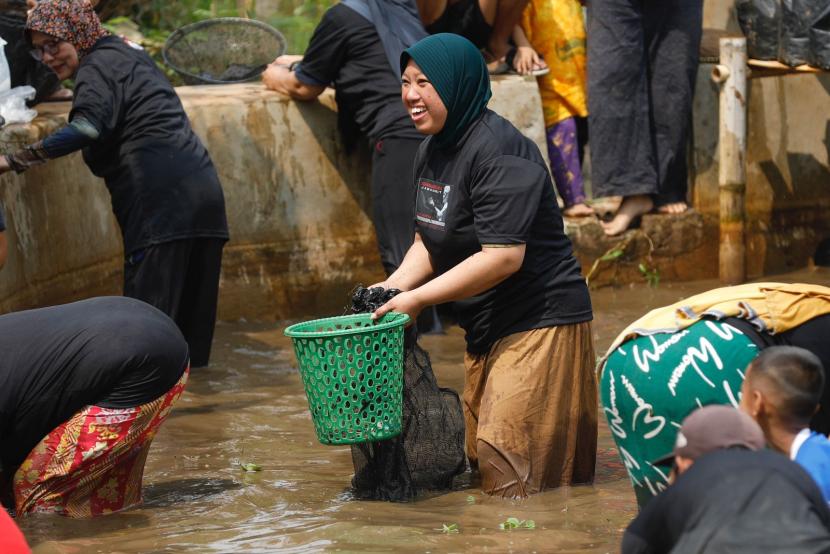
99, 0, 335, 84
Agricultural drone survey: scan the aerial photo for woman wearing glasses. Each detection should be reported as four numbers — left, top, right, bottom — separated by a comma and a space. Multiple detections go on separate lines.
0, 0, 229, 368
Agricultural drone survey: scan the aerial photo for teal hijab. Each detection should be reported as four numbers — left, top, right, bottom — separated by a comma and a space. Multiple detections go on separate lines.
401, 33, 492, 148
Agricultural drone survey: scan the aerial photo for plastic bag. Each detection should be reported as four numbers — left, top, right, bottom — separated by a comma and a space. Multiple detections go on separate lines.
0, 36, 10, 92
0, 85, 37, 125
781, 0, 830, 66
736, 0, 781, 60
809, 3, 830, 69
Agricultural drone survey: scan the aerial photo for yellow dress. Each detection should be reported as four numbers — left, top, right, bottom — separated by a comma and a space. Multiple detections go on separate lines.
520, 0, 588, 128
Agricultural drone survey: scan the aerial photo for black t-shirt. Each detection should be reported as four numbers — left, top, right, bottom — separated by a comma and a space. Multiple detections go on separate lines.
413, 109, 592, 354
0, 297, 188, 478
70, 37, 229, 254
295, 4, 421, 143
623, 449, 830, 554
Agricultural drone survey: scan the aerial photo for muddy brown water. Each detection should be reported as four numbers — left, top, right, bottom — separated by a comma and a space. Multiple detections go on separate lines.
18, 269, 830, 553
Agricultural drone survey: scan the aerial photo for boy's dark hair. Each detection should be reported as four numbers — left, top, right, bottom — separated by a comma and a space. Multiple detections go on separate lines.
748, 346, 825, 424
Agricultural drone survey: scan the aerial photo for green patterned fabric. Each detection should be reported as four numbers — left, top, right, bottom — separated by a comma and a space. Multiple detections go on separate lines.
600, 319, 760, 506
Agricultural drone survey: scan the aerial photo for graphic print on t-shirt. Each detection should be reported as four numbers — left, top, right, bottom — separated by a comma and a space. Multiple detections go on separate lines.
416, 178, 452, 230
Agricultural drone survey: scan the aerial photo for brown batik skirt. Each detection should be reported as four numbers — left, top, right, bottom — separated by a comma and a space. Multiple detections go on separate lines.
463, 321, 598, 498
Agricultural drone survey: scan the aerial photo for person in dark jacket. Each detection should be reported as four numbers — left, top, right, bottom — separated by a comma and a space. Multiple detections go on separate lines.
0, 1, 229, 367
622, 405, 830, 554
373, 34, 597, 497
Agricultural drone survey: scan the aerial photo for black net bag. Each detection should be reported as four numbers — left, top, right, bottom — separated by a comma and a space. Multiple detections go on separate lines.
348, 287, 466, 501
162, 18, 286, 85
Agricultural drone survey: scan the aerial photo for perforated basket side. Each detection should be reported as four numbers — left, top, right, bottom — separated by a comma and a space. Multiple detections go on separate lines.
286, 313, 408, 444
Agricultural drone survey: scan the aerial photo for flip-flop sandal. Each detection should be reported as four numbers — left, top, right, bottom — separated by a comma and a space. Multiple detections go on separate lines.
505, 47, 550, 76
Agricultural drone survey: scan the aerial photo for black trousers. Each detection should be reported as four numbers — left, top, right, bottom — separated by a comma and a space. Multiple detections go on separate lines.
587, 0, 703, 206
123, 238, 225, 368
371, 137, 422, 275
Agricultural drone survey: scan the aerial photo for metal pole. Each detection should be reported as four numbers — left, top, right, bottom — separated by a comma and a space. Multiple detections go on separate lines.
712, 37, 748, 285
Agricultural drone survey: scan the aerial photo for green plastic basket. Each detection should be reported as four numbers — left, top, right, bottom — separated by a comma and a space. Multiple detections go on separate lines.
284, 312, 409, 445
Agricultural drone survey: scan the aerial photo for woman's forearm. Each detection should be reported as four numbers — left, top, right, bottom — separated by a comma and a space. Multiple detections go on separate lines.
411, 245, 525, 307
373, 243, 526, 322
385, 233, 437, 291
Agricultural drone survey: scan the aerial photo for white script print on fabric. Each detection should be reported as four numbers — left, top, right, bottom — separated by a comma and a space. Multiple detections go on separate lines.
632, 330, 690, 374
622, 375, 666, 439
667, 337, 723, 396
618, 445, 642, 487
604, 370, 627, 439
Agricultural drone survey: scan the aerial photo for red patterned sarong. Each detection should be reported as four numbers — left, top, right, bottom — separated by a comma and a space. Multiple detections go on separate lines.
13, 366, 189, 517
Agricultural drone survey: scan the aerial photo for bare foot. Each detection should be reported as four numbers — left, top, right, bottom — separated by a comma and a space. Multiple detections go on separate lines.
656, 202, 688, 215
563, 203, 595, 218
600, 194, 654, 236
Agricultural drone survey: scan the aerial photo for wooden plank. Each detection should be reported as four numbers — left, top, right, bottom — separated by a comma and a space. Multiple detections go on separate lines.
747, 59, 824, 78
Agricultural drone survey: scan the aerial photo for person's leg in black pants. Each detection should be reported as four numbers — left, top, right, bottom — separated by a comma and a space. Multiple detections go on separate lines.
123, 238, 225, 367
587, 0, 657, 235
371, 137, 421, 276
644, 0, 703, 213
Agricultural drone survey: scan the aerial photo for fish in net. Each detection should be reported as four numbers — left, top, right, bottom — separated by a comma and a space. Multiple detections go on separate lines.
347, 286, 466, 500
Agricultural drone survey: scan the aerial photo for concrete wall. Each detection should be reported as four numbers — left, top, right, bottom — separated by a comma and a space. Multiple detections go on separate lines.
1, 41, 829, 319
692, 0, 830, 278
0, 76, 547, 320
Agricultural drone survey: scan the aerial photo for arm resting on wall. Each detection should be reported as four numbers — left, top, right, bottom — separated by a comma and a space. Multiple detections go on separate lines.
262, 58, 326, 101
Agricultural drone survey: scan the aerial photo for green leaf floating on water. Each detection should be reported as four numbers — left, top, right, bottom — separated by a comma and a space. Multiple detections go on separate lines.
436, 523, 459, 533
600, 249, 624, 262
466, 495, 476, 504
239, 462, 263, 472
499, 517, 535, 530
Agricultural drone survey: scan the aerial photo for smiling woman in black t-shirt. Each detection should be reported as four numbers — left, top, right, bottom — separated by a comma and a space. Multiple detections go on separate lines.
373, 33, 597, 498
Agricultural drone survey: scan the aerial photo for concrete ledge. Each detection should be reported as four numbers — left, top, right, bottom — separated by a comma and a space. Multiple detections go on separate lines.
0, 77, 549, 320
1, 65, 829, 319
567, 210, 716, 288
